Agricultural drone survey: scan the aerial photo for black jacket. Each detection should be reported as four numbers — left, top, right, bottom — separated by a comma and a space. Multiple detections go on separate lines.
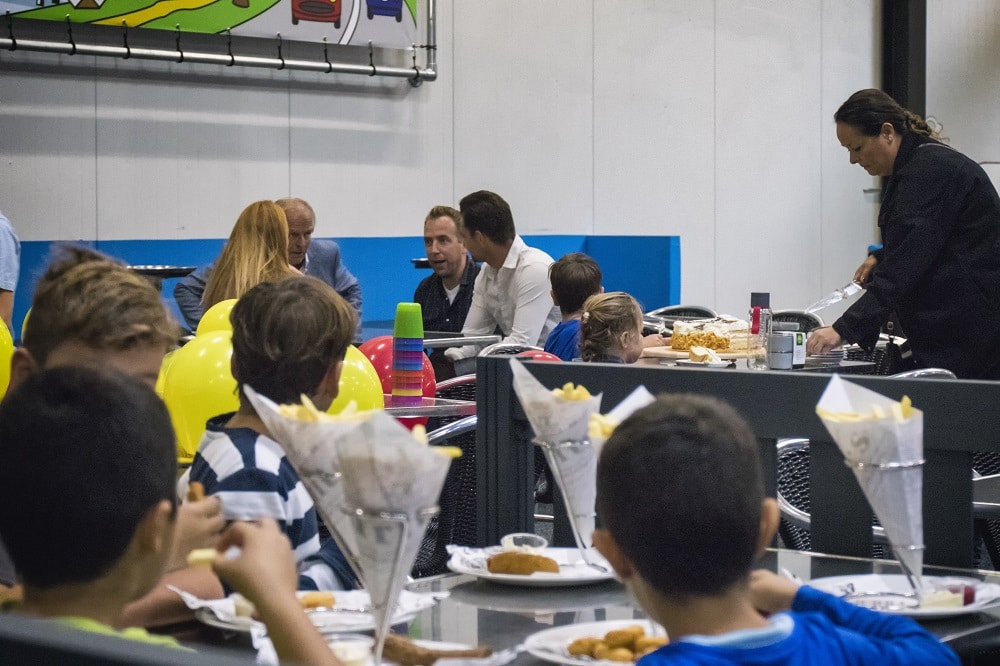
833, 131, 1000, 379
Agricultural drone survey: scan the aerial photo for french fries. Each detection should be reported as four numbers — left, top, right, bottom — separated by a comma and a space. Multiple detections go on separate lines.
552, 382, 592, 401
278, 396, 462, 458
817, 395, 915, 423
589, 413, 618, 439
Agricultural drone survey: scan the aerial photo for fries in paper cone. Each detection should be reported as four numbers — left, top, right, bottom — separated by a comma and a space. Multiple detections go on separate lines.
587, 386, 656, 456
816, 375, 925, 591
510, 359, 603, 442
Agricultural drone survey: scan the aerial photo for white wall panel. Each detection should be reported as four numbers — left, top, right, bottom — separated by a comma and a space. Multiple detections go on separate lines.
817, 0, 881, 325
94, 60, 291, 239
593, 1, 715, 308
453, 1, 594, 235
927, 0, 1000, 162
0, 53, 98, 241
713, 0, 823, 316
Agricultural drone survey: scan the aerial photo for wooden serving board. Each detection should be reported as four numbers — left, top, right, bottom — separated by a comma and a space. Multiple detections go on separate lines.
641, 346, 759, 360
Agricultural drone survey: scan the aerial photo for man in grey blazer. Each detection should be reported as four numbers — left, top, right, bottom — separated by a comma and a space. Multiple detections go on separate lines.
174, 197, 362, 332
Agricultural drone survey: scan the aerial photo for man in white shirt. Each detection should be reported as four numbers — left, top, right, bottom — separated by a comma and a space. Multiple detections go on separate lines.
444, 191, 560, 366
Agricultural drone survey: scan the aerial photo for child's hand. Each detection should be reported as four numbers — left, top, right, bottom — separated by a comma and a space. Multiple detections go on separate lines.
211, 519, 298, 606
168, 497, 225, 571
749, 569, 800, 615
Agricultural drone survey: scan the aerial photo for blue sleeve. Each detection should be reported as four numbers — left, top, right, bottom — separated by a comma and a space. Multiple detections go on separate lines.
793, 586, 959, 665
173, 264, 211, 331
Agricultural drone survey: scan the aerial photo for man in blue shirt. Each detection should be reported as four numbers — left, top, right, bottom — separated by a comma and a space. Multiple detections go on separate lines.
174, 198, 362, 332
0, 210, 20, 331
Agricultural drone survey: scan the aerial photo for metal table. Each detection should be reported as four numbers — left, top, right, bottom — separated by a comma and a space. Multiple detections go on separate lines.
382, 396, 476, 419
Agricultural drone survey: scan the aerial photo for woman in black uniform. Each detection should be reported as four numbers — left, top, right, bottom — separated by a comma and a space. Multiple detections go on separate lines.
808, 89, 1000, 380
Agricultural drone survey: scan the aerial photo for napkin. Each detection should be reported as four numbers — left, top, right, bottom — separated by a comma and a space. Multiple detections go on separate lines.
510, 359, 602, 442
244, 386, 367, 582
816, 375, 925, 590
332, 411, 454, 664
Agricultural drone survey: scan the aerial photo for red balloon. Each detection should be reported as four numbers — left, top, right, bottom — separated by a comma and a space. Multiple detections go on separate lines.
515, 350, 563, 362
357, 335, 436, 397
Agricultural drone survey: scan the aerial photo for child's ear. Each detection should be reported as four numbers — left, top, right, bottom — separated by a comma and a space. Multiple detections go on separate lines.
317, 360, 344, 401
135, 500, 176, 556
593, 528, 634, 580
7, 347, 38, 396
756, 497, 780, 556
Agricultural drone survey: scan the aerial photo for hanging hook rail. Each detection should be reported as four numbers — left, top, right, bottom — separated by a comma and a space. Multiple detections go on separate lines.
174, 24, 183, 63
0, 0, 439, 82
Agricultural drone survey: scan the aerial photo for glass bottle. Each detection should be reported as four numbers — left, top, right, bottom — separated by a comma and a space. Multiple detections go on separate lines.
749, 292, 772, 370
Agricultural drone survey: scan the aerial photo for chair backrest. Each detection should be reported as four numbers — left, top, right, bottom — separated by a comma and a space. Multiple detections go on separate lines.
645, 304, 717, 319
412, 415, 479, 577
890, 368, 957, 379
478, 342, 541, 356
434, 374, 477, 402
772, 309, 824, 333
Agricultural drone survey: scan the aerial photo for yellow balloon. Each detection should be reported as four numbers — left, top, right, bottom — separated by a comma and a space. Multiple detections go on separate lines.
162, 331, 238, 459
20, 308, 30, 343
196, 299, 237, 336
0, 323, 13, 398
155, 349, 176, 398
328, 345, 385, 414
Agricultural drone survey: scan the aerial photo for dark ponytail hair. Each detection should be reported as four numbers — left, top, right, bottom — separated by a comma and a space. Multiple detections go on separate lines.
834, 88, 939, 139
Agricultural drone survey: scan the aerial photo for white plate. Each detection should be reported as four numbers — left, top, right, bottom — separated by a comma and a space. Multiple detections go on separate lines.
524, 619, 663, 666
447, 547, 615, 587
194, 590, 431, 634
674, 360, 732, 368
809, 574, 1000, 618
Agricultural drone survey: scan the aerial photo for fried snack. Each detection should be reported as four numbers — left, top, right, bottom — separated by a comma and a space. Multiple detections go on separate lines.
487, 551, 559, 575
604, 626, 645, 649
552, 382, 592, 401
382, 633, 492, 666
277, 394, 368, 423
567, 637, 602, 657
634, 636, 668, 655
186, 548, 217, 569
486, 551, 560, 575
298, 591, 336, 609
567, 625, 668, 662
186, 481, 205, 502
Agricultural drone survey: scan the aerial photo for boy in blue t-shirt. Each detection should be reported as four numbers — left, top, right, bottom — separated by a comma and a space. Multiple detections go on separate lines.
544, 253, 602, 361
593, 394, 959, 666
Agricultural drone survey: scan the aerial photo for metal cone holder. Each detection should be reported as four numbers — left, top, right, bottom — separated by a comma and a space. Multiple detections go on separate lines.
533, 438, 606, 572
845, 456, 926, 598
342, 505, 439, 666
306, 469, 366, 586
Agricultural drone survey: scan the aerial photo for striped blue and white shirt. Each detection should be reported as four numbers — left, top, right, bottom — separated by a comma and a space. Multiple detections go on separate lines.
178, 414, 353, 590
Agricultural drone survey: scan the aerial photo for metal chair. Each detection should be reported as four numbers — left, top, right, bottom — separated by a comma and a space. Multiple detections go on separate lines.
890, 368, 957, 379
478, 342, 542, 356
645, 304, 717, 319
411, 415, 479, 577
772, 309, 824, 333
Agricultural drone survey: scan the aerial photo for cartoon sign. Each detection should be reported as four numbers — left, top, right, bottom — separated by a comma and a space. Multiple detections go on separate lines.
1, 0, 416, 49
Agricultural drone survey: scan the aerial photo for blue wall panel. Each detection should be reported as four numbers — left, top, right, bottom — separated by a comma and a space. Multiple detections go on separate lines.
13, 235, 680, 342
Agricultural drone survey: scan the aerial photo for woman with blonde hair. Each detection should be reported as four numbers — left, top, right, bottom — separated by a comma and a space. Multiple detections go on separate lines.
579, 291, 645, 364
202, 201, 299, 310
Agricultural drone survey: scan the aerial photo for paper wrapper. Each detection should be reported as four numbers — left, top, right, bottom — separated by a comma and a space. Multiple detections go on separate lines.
588, 385, 656, 456
510, 359, 602, 442
816, 375, 925, 590
244, 386, 372, 582
334, 411, 453, 664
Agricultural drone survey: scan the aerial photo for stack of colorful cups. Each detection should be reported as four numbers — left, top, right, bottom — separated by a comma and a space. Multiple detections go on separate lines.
391, 302, 425, 405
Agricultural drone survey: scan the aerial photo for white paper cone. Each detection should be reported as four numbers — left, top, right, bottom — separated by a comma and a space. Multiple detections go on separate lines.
542, 442, 598, 550
243, 386, 367, 580
817, 376, 924, 589
510, 359, 602, 441
333, 411, 453, 665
